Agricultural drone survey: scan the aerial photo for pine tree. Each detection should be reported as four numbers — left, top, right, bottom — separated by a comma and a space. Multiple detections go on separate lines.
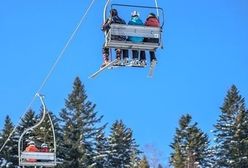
130, 149, 141, 168
59, 77, 105, 168
34, 108, 61, 155
108, 120, 140, 168
93, 129, 109, 168
16, 109, 38, 151
232, 106, 248, 167
139, 155, 150, 168
213, 85, 248, 167
170, 142, 184, 168
170, 114, 211, 168
0, 115, 18, 167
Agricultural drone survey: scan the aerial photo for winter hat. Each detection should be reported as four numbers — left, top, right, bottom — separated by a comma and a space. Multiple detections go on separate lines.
41, 143, 48, 148
148, 13, 156, 18
28, 141, 35, 145
131, 11, 140, 17
110, 9, 118, 16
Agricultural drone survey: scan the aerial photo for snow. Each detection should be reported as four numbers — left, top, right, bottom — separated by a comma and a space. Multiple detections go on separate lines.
93, 154, 108, 159
40, 127, 45, 130
0, 158, 7, 167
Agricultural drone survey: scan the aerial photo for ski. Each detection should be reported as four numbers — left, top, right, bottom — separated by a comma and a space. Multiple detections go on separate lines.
109, 63, 145, 69
89, 59, 117, 79
147, 60, 157, 77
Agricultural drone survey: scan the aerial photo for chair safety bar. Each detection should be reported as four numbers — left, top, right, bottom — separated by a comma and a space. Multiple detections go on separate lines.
110, 24, 161, 38
105, 24, 162, 51
21, 152, 55, 160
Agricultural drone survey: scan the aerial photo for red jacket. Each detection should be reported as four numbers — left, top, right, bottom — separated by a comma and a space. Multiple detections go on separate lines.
40, 147, 49, 152
145, 17, 160, 27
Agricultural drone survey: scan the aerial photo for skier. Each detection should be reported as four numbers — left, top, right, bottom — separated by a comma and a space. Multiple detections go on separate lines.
40, 143, 49, 152
128, 11, 146, 66
24, 141, 39, 162
144, 13, 160, 64
101, 9, 128, 67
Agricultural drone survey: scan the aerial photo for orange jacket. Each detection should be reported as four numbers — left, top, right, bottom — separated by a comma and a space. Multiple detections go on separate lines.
25, 145, 39, 162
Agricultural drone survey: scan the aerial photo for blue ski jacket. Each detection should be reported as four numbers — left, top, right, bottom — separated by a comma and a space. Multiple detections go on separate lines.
128, 17, 144, 43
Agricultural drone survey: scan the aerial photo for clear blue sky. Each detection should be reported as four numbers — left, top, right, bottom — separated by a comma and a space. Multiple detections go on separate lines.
1, 0, 248, 165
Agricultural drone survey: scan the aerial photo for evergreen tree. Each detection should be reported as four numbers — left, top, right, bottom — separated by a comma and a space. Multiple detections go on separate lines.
213, 85, 248, 167
0, 115, 18, 167
34, 109, 61, 155
170, 143, 184, 168
130, 149, 141, 168
59, 77, 105, 168
0, 110, 39, 167
17, 109, 38, 147
139, 156, 150, 168
170, 114, 211, 168
108, 120, 140, 168
232, 106, 248, 167
93, 129, 109, 168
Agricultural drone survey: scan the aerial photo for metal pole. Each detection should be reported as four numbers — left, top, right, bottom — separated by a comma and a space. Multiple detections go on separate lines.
154, 0, 159, 17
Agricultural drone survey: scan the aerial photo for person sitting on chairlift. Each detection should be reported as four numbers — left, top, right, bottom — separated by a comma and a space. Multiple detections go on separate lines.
144, 13, 160, 64
127, 11, 146, 66
101, 9, 128, 67
24, 141, 39, 162
40, 143, 49, 152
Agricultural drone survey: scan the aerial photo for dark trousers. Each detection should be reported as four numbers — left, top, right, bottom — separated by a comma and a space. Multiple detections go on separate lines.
102, 45, 128, 60
132, 50, 146, 60
116, 49, 128, 59
144, 38, 158, 61
149, 51, 156, 61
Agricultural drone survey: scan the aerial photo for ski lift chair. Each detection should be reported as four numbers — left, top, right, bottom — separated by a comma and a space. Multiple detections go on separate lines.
18, 94, 57, 167
104, 4, 164, 53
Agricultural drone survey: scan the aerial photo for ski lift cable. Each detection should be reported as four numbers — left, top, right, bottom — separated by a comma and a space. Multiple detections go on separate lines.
0, 0, 96, 153
37, 0, 96, 94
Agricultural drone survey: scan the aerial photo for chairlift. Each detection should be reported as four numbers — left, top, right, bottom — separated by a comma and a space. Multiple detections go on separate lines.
18, 94, 57, 167
104, 3, 164, 52
89, 1, 164, 78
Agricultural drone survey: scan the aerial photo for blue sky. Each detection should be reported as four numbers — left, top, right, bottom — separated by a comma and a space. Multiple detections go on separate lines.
1, 0, 248, 165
